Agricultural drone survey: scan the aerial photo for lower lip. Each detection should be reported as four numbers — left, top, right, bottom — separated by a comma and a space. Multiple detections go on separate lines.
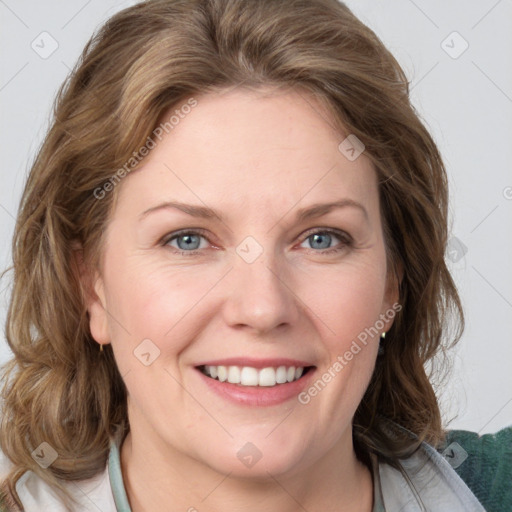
196, 368, 316, 407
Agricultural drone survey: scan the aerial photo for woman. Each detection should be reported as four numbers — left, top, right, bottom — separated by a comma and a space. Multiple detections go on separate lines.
0, 0, 510, 510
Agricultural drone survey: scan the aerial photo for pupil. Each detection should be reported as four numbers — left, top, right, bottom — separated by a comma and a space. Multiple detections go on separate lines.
180, 234, 199, 250
312, 233, 330, 249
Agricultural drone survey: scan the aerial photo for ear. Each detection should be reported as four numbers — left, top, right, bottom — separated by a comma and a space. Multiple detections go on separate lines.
72, 243, 111, 346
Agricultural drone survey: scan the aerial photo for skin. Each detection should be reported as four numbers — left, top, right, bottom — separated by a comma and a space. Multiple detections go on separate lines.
85, 87, 399, 512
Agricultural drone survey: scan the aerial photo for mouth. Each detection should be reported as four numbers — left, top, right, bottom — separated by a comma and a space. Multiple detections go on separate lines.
197, 364, 315, 387
194, 357, 317, 406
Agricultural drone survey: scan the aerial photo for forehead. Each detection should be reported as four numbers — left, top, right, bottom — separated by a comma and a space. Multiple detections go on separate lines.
113, 87, 379, 223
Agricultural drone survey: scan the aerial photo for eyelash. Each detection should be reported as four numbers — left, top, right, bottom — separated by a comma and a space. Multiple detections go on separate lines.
161, 227, 353, 256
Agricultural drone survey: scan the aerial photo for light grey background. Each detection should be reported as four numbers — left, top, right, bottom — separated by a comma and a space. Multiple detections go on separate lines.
1, 0, 511, 434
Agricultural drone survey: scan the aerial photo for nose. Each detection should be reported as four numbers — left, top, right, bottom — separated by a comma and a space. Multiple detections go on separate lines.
221, 250, 301, 336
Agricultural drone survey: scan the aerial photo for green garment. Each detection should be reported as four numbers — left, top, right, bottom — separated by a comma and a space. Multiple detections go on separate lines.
439, 426, 512, 512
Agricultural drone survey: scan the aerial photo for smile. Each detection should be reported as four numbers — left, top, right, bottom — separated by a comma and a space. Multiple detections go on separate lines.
199, 365, 313, 387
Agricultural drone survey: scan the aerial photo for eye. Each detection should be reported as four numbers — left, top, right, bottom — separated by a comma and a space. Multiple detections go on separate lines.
162, 228, 352, 256
163, 229, 211, 254
298, 228, 352, 254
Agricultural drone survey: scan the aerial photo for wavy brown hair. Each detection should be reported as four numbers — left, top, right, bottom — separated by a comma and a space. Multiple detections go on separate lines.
0, 0, 463, 508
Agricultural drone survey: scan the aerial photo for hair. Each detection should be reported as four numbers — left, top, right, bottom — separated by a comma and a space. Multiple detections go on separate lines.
0, 0, 464, 508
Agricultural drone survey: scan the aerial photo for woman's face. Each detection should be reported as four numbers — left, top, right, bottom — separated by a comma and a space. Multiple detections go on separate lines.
87, 87, 398, 478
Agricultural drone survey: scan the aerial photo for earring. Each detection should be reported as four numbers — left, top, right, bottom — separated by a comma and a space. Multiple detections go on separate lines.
378, 332, 386, 356
99, 344, 104, 353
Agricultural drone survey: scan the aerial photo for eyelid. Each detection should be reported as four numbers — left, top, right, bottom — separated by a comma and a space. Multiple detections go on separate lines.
299, 226, 352, 243
161, 228, 214, 247
162, 226, 352, 253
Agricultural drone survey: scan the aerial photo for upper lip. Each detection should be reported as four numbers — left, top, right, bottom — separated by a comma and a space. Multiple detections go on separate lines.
195, 357, 315, 369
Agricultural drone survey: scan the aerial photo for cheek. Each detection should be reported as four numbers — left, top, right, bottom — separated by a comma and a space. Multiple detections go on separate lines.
304, 261, 387, 343
102, 255, 223, 360
298, 283, 382, 432
301, 262, 386, 401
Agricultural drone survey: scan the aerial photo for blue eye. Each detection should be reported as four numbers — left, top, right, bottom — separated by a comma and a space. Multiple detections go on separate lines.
165, 230, 209, 253
299, 229, 351, 254
163, 228, 351, 256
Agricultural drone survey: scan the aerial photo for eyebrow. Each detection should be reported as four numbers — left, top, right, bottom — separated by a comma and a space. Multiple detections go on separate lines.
139, 198, 368, 223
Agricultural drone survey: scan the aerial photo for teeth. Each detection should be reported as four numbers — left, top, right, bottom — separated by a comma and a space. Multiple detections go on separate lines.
201, 365, 307, 387
217, 365, 227, 382
258, 367, 276, 387
227, 366, 241, 384
276, 366, 287, 384
240, 367, 259, 386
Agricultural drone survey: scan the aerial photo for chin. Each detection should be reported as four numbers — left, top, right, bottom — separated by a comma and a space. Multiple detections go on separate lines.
196, 434, 312, 479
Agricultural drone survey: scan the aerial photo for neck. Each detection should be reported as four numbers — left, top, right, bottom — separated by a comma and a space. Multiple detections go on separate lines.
120, 427, 374, 512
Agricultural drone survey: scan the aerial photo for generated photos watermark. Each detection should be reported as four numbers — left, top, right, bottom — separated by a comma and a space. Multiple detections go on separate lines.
93, 97, 198, 200
298, 302, 402, 405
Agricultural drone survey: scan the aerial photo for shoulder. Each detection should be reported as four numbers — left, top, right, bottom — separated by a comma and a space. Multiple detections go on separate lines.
439, 425, 512, 512
0, 442, 117, 511
377, 439, 486, 511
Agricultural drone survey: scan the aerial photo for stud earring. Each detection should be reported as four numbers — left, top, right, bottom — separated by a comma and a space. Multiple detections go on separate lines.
378, 332, 386, 356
